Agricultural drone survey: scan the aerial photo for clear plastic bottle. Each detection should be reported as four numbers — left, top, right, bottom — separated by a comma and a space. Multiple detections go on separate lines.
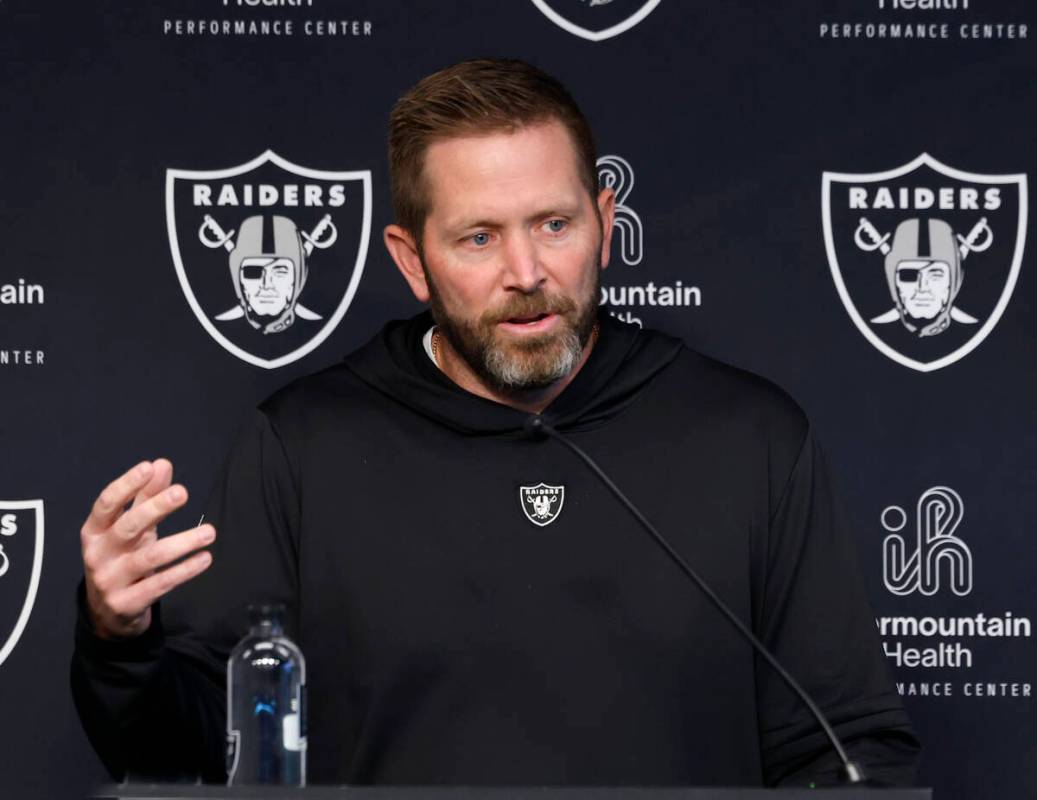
226, 604, 307, 786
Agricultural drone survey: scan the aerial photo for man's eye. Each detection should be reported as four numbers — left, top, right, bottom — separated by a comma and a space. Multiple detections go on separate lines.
545, 219, 567, 233
470, 232, 491, 246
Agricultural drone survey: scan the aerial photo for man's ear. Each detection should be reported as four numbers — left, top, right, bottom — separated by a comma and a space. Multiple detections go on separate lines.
384, 224, 430, 303
597, 186, 616, 270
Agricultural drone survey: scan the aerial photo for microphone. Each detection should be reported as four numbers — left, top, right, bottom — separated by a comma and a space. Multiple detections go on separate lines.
524, 414, 866, 785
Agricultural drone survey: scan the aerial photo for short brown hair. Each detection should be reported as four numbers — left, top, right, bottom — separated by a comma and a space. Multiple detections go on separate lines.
388, 58, 599, 245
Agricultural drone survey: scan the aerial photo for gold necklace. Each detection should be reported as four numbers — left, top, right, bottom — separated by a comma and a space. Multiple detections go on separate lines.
431, 321, 599, 367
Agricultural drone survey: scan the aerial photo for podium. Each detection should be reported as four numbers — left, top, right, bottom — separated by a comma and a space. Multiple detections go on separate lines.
92, 786, 932, 800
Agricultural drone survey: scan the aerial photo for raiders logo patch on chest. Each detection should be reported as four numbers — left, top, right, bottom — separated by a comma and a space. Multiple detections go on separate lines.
519, 483, 565, 527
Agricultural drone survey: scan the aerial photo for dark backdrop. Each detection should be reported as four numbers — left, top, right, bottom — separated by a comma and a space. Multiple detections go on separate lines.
0, 1, 1033, 798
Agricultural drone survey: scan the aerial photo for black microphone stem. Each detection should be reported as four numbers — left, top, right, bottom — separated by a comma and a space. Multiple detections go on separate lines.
529, 416, 865, 785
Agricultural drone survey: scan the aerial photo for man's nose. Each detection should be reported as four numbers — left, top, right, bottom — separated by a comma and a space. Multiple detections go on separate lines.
501, 233, 545, 293
261, 267, 274, 288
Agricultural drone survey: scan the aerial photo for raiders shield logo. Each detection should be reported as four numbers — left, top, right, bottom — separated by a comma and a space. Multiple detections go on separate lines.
822, 154, 1027, 372
166, 150, 371, 369
530, 0, 661, 42
520, 483, 565, 527
0, 500, 44, 668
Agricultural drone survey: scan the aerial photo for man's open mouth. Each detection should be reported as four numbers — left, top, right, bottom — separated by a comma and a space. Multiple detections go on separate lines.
504, 312, 552, 325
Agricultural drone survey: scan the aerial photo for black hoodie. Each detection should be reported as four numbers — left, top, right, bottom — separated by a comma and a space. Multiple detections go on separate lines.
72, 311, 919, 787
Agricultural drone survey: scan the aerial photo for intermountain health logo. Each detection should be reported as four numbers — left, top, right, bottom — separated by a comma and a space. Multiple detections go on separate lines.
531, 0, 661, 42
822, 154, 1026, 371
595, 153, 701, 327
882, 486, 972, 597
166, 150, 371, 369
875, 486, 1031, 700
0, 500, 44, 668
0, 278, 46, 367
520, 483, 565, 527
598, 154, 643, 267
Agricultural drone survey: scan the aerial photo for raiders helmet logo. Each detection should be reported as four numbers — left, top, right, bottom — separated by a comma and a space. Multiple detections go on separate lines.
166, 150, 371, 369
520, 483, 566, 527
822, 154, 1026, 372
0, 500, 44, 668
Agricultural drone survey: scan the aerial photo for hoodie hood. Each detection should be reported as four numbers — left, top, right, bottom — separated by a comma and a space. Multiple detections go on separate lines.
344, 310, 683, 436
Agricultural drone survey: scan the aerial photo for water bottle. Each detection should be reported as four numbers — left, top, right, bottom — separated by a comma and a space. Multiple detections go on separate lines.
226, 603, 307, 786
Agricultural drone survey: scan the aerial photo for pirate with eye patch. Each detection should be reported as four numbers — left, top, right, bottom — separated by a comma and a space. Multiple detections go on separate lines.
855, 214, 992, 337
198, 212, 337, 334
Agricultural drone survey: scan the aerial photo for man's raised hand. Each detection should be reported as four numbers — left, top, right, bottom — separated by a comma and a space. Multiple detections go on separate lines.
80, 459, 215, 639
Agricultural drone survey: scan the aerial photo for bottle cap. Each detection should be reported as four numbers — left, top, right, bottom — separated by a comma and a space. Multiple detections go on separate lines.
247, 603, 286, 625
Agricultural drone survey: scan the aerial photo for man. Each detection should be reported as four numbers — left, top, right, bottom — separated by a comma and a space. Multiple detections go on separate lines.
73, 58, 920, 786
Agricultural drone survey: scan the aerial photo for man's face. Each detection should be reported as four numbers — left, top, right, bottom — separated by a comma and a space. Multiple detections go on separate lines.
895, 259, 952, 320
239, 257, 296, 318
416, 120, 612, 392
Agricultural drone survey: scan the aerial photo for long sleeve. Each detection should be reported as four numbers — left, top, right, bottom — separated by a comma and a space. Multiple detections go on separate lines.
70, 408, 301, 782
753, 427, 921, 786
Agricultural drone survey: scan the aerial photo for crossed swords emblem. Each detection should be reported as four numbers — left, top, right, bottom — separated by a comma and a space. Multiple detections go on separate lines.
853, 215, 992, 325
198, 213, 338, 322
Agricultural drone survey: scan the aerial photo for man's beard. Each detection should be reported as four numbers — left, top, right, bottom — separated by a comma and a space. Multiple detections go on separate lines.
424, 264, 601, 394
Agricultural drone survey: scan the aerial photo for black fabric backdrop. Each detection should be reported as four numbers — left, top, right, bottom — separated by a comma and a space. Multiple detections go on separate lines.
0, 1, 1033, 798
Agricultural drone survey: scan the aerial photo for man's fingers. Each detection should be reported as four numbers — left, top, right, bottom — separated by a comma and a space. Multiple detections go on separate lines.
132, 458, 173, 509
112, 549, 214, 616
84, 461, 155, 535
112, 484, 190, 542
126, 524, 215, 579
85, 525, 214, 638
